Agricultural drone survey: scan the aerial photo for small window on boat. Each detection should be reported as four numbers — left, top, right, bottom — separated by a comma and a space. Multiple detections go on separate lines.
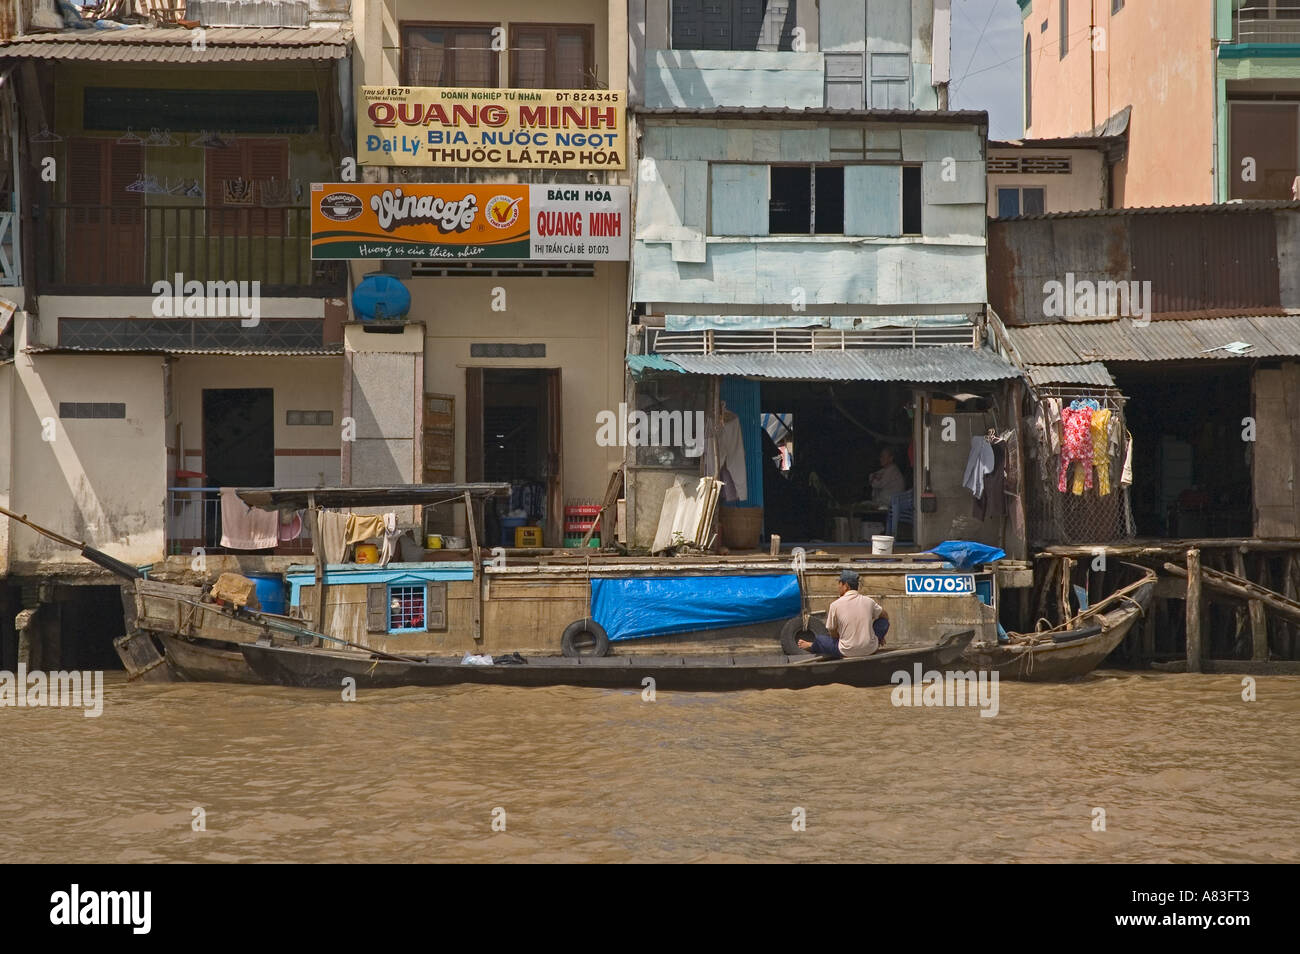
388, 584, 425, 632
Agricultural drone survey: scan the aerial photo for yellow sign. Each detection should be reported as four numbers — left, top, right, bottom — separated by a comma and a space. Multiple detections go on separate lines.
358, 86, 626, 170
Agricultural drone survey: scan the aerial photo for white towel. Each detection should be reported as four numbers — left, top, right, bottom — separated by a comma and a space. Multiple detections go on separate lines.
379, 512, 402, 566
219, 487, 279, 550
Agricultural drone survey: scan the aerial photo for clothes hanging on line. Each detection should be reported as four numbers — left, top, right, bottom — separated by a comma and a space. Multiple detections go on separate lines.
219, 487, 279, 550
714, 413, 748, 501
1121, 430, 1134, 486
962, 435, 995, 499
379, 512, 403, 566
346, 513, 387, 544
973, 437, 1007, 521
277, 510, 303, 543
1058, 406, 1094, 494
316, 510, 349, 565
1088, 408, 1113, 496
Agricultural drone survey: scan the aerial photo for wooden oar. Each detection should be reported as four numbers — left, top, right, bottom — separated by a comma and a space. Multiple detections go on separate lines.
0, 504, 143, 580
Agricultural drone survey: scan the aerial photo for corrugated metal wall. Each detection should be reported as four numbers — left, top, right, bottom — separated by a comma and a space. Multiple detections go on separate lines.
989, 209, 1289, 325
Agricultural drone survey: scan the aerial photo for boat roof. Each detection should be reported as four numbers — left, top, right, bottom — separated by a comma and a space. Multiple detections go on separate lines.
236, 483, 510, 509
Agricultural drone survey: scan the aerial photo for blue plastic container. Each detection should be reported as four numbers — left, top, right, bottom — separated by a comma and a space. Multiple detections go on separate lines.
500, 516, 527, 547
248, 573, 287, 615
352, 272, 412, 321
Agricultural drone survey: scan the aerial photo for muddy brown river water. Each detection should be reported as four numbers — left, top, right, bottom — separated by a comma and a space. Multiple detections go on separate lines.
2, 671, 1297, 863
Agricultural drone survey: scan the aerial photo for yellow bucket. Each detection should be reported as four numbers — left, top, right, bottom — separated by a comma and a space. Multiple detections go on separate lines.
426, 534, 443, 549
354, 543, 380, 564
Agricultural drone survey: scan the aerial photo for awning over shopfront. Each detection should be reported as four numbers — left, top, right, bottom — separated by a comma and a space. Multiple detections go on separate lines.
1005, 314, 1300, 365
627, 346, 1021, 382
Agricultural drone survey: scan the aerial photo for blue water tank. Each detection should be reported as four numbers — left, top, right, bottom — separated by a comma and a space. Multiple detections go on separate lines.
247, 572, 287, 615
352, 272, 412, 321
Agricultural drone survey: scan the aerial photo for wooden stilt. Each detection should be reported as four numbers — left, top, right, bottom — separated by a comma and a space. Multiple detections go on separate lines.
465, 491, 483, 643
1035, 558, 1059, 627
1231, 549, 1269, 661
1186, 548, 1203, 673
1287, 552, 1300, 659
1059, 557, 1074, 623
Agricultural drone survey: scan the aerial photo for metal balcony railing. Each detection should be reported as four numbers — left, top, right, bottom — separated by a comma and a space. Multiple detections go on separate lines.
1234, 4, 1300, 43
36, 204, 345, 296
168, 487, 314, 557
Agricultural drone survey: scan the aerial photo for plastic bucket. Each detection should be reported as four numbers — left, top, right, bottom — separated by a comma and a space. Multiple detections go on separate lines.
247, 573, 286, 615
355, 543, 380, 564
426, 534, 443, 549
871, 535, 895, 555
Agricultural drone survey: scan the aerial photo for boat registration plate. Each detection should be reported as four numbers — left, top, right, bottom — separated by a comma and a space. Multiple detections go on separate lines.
905, 573, 975, 596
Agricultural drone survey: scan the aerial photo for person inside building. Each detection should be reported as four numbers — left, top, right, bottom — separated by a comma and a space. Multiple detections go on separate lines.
868, 446, 906, 507
798, 570, 889, 658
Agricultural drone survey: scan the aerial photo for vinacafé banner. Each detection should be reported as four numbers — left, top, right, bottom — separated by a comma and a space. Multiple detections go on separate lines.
310, 183, 630, 261
358, 86, 626, 170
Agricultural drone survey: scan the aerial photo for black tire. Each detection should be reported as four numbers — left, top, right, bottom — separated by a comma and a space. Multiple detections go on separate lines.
561, 618, 610, 658
780, 615, 828, 655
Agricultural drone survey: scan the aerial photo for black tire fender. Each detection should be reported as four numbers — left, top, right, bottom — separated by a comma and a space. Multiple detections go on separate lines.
561, 618, 610, 658
780, 615, 828, 655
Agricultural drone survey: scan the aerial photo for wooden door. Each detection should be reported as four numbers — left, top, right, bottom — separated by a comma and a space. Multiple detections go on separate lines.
66, 138, 144, 287
1253, 363, 1300, 537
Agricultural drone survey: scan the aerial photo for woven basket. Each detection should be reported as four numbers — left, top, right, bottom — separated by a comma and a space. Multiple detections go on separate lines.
719, 505, 762, 549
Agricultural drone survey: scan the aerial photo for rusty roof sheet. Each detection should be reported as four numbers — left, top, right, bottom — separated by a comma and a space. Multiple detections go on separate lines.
1005, 315, 1300, 364
997, 199, 1300, 222
1026, 362, 1116, 386
0, 26, 350, 61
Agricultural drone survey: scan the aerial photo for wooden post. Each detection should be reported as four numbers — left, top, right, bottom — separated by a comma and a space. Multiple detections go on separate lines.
308, 492, 326, 638
1285, 551, 1300, 659
1232, 549, 1269, 661
1140, 596, 1157, 662
1059, 557, 1074, 623
465, 491, 482, 643
1186, 548, 1202, 673
1035, 558, 1059, 627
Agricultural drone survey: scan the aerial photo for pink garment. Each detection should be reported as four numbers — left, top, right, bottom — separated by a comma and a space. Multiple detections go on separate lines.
278, 511, 303, 542
1057, 407, 1094, 493
219, 487, 279, 550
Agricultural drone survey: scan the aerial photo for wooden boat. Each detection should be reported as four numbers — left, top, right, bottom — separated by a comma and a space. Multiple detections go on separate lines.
157, 633, 266, 683
239, 629, 976, 692
962, 562, 1155, 681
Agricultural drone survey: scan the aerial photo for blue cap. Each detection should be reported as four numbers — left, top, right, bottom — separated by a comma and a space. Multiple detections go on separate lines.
839, 570, 859, 588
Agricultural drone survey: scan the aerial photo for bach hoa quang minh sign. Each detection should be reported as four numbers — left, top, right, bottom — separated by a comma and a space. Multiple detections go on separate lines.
358, 86, 626, 170
310, 183, 629, 261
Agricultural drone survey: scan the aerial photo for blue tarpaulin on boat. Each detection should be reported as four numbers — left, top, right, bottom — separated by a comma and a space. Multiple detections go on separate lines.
591, 575, 801, 642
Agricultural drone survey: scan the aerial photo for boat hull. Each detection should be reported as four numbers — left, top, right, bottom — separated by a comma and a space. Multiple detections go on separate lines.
240, 630, 975, 692
963, 571, 1155, 681
159, 633, 265, 683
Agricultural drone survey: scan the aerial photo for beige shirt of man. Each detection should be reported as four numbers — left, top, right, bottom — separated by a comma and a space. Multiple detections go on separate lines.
826, 590, 883, 657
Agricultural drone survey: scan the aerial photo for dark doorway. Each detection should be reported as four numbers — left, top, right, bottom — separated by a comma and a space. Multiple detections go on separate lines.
466, 369, 562, 547
1110, 364, 1252, 538
203, 388, 275, 486
759, 380, 914, 543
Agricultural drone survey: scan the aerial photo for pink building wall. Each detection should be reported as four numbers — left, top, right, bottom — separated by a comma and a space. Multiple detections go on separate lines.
1023, 0, 1216, 207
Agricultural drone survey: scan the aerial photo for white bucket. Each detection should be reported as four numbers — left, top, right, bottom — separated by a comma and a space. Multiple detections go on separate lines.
872, 534, 895, 555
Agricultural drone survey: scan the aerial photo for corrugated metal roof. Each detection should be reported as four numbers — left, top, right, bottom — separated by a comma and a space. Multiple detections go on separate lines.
1026, 362, 1116, 386
635, 107, 987, 125
0, 26, 350, 62
628, 347, 1021, 382
998, 199, 1300, 222
1005, 315, 1300, 364
25, 345, 343, 356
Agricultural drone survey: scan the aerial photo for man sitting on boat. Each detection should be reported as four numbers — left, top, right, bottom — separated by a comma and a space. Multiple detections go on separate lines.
798, 571, 889, 658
